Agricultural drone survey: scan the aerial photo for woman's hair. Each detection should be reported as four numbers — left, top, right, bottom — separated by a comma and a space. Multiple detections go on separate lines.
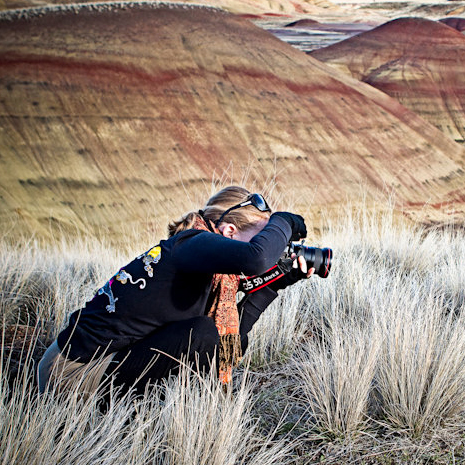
168, 186, 272, 237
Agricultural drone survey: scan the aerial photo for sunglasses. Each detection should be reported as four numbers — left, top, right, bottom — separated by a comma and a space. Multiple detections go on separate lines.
215, 193, 271, 228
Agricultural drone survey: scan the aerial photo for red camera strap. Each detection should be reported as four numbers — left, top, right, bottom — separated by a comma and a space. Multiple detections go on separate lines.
239, 264, 285, 294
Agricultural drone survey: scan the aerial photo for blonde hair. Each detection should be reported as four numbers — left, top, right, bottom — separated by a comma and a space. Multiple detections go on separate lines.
168, 186, 271, 237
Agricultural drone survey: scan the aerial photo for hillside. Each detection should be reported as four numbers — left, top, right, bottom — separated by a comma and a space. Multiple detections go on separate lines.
311, 17, 465, 143
0, 3, 464, 241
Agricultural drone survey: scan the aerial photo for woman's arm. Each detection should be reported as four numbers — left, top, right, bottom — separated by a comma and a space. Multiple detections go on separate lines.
172, 215, 292, 276
238, 286, 278, 352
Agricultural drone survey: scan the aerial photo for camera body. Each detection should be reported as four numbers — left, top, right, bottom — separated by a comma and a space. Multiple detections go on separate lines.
239, 242, 333, 294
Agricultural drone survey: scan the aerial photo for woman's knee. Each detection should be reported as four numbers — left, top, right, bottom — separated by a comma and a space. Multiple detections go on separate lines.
185, 316, 219, 351
104, 317, 220, 394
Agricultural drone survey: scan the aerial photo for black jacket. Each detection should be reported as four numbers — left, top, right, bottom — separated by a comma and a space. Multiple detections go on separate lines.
57, 215, 292, 362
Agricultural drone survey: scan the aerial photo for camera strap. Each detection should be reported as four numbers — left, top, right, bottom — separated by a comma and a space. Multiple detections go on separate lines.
239, 256, 294, 294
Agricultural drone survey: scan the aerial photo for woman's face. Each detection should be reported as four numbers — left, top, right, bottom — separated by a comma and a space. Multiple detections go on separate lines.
221, 218, 269, 242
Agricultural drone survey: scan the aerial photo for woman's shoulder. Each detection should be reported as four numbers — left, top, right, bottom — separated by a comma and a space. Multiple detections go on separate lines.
169, 228, 208, 245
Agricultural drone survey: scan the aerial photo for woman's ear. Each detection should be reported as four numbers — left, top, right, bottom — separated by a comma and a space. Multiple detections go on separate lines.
219, 223, 238, 239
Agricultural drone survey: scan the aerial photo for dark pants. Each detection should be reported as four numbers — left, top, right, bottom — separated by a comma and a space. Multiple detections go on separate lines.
103, 316, 220, 396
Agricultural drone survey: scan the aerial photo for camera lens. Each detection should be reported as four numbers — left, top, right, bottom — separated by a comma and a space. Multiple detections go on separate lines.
299, 246, 332, 278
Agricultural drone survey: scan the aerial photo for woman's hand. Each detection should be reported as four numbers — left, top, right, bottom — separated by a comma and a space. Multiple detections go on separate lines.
271, 212, 307, 241
269, 254, 314, 291
294, 254, 315, 279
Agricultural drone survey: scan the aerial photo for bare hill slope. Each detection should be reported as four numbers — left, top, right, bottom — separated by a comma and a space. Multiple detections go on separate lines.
0, 4, 464, 240
311, 17, 465, 143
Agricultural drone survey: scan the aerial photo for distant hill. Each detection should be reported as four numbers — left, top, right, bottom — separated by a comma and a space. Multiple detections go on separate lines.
440, 17, 465, 33
285, 18, 320, 27
310, 17, 465, 143
0, 4, 464, 241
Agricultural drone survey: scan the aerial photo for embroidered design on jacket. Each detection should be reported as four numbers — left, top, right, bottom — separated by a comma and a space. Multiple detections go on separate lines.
138, 245, 162, 277
98, 246, 161, 313
98, 279, 118, 313
116, 270, 146, 289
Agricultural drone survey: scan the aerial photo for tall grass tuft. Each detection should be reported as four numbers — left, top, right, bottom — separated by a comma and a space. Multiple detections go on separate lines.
0, 235, 136, 340
291, 303, 381, 439
375, 271, 465, 436
1, 334, 294, 465
245, 281, 310, 367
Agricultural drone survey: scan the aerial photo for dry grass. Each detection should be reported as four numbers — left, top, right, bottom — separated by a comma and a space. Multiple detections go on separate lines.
1, 203, 465, 464
1, 341, 294, 465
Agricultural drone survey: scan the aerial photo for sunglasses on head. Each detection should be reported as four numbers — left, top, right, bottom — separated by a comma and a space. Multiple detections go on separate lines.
215, 193, 271, 228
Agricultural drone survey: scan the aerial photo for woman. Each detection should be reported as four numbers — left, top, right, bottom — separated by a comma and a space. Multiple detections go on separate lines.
38, 186, 312, 395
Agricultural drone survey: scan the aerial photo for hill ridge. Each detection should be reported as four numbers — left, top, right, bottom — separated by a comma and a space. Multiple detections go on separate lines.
369, 16, 465, 41
0, 0, 225, 21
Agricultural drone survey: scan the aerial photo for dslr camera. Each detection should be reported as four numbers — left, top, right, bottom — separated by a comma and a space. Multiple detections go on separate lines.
281, 242, 332, 279
240, 242, 333, 294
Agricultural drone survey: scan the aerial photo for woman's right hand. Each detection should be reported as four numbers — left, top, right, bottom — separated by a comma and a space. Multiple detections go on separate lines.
269, 254, 314, 291
271, 212, 307, 241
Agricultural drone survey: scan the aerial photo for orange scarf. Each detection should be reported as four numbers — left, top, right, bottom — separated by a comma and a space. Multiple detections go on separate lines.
193, 215, 242, 385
